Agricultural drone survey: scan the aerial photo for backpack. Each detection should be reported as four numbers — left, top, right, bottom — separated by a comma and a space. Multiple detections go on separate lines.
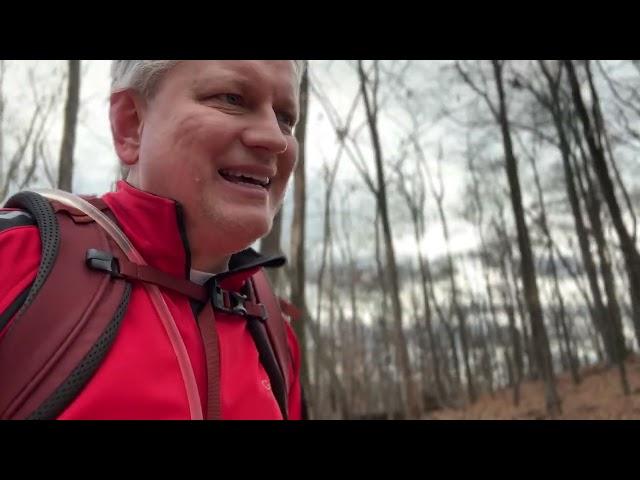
0, 190, 293, 420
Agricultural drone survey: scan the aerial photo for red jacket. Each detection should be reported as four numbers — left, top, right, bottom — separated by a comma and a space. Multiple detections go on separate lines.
0, 181, 303, 420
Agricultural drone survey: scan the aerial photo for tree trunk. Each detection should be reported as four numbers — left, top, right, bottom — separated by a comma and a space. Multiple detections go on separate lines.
495, 206, 536, 380
357, 60, 420, 418
564, 59, 640, 350
421, 145, 476, 404
312, 179, 335, 416
423, 240, 459, 399
57, 60, 81, 192
397, 163, 446, 404
261, 209, 284, 290
289, 63, 311, 407
537, 60, 616, 365
336, 194, 365, 415
415, 238, 445, 403
312, 168, 338, 415
409, 268, 432, 401
572, 135, 631, 395
467, 145, 505, 400
525, 133, 581, 385
437, 193, 476, 404
480, 316, 495, 397
443, 315, 462, 397
491, 60, 561, 416
501, 283, 522, 405
373, 211, 402, 416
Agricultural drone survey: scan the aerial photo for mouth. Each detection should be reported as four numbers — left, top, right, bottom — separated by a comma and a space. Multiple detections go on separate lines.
218, 168, 272, 190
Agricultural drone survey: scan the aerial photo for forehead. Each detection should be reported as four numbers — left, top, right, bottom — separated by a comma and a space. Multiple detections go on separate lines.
170, 60, 298, 96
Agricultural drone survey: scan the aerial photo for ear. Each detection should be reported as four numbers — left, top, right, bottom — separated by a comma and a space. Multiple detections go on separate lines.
109, 90, 146, 166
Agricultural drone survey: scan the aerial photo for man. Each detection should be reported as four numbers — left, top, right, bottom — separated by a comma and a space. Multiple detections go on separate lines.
0, 60, 304, 419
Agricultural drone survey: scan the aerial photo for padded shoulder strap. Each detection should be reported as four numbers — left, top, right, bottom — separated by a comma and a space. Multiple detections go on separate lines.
250, 270, 293, 398
0, 191, 131, 419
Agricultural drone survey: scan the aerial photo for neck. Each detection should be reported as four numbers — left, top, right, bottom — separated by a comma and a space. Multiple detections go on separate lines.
188, 224, 238, 274
190, 240, 230, 274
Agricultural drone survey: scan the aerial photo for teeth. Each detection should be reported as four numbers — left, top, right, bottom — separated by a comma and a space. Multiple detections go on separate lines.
220, 169, 271, 187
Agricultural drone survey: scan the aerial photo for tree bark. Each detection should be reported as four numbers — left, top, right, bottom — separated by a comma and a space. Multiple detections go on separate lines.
564, 60, 640, 350
289, 63, 311, 405
572, 132, 631, 394
261, 209, 284, 290
397, 159, 446, 404
57, 60, 81, 192
536, 60, 615, 363
523, 132, 580, 385
491, 60, 561, 416
357, 60, 420, 418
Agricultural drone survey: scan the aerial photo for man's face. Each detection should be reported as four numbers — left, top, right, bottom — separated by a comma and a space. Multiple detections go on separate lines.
123, 60, 299, 254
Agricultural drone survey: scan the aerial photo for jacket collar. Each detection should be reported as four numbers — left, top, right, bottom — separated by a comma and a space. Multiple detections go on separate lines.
101, 181, 284, 288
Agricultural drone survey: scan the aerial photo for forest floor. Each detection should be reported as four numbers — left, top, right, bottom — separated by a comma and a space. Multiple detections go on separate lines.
428, 355, 640, 419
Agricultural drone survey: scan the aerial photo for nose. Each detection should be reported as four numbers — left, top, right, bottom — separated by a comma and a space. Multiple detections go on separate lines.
241, 109, 289, 155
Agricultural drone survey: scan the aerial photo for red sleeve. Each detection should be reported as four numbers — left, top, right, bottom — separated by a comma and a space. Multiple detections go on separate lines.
285, 321, 303, 420
0, 224, 40, 339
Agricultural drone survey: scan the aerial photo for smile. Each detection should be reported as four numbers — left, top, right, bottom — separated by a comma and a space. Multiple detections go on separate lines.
218, 169, 272, 189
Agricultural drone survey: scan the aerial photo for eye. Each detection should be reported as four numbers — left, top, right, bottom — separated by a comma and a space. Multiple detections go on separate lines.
220, 93, 244, 106
276, 111, 296, 133
205, 93, 245, 107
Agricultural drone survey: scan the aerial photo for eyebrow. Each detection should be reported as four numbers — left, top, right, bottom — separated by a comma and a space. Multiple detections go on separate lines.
191, 70, 251, 92
191, 64, 299, 122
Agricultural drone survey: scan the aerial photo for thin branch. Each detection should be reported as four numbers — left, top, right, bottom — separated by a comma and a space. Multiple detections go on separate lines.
455, 61, 500, 120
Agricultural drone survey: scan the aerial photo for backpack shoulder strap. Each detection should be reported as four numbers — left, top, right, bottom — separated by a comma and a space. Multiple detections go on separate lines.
250, 270, 293, 400
0, 191, 131, 420
0, 208, 36, 231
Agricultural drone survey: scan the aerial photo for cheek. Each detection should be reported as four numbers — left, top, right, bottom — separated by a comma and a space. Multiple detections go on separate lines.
280, 144, 298, 180
150, 109, 237, 166
172, 114, 225, 156
270, 150, 297, 205
138, 115, 216, 197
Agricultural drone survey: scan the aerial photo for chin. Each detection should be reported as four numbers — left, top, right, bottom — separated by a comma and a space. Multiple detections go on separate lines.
221, 211, 272, 253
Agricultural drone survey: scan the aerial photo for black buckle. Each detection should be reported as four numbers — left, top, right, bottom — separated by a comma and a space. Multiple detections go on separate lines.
210, 281, 266, 321
86, 249, 121, 278
211, 284, 246, 315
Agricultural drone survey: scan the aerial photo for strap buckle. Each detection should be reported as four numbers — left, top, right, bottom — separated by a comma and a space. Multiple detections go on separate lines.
85, 249, 122, 278
210, 280, 267, 321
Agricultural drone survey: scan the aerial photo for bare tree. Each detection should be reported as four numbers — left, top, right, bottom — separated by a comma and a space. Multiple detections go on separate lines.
288, 62, 311, 408
466, 142, 525, 404
356, 60, 421, 418
395, 148, 446, 404
565, 60, 640, 351
571, 128, 630, 394
57, 60, 81, 192
456, 60, 561, 415
260, 209, 285, 290
512, 61, 632, 396
524, 60, 615, 365
1, 62, 64, 200
518, 129, 580, 385
423, 142, 476, 403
